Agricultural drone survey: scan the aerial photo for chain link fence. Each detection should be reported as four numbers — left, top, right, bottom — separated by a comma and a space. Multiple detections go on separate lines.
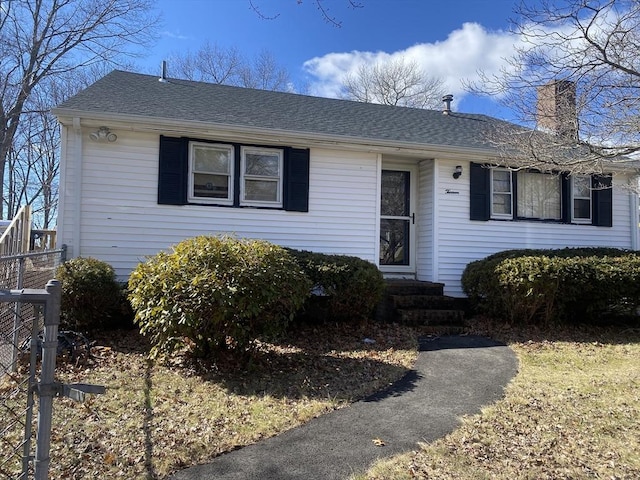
0, 249, 66, 479
0, 248, 66, 372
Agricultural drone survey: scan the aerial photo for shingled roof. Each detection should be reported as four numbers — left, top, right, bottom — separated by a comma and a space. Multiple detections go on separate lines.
54, 70, 509, 152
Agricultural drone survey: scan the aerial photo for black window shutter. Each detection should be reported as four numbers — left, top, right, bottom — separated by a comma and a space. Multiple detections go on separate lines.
561, 173, 571, 223
469, 162, 490, 220
592, 174, 613, 227
158, 136, 188, 205
284, 148, 310, 212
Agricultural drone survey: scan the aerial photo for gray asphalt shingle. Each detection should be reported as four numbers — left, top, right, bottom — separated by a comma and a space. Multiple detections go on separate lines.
55, 70, 509, 151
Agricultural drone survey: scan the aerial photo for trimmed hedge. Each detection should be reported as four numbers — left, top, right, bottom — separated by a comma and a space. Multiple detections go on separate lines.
462, 247, 640, 324
287, 249, 384, 322
128, 236, 311, 359
56, 257, 132, 331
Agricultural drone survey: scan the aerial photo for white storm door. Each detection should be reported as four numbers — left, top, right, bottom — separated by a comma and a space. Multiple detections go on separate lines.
379, 167, 416, 273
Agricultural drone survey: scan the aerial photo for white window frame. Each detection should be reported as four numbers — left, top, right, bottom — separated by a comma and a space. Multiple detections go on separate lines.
240, 146, 283, 207
490, 168, 513, 219
571, 175, 592, 224
188, 142, 234, 205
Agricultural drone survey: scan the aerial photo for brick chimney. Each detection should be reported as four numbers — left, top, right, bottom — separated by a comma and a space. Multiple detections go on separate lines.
536, 80, 577, 141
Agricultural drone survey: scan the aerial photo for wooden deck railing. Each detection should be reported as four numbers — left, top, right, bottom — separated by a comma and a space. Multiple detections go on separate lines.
30, 229, 57, 251
0, 205, 32, 256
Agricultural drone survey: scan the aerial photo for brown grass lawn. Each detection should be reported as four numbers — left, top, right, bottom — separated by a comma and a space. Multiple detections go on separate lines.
4, 318, 638, 479
354, 319, 640, 480
41, 321, 417, 479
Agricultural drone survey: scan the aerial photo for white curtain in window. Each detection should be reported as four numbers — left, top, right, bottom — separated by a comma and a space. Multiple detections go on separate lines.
517, 172, 561, 219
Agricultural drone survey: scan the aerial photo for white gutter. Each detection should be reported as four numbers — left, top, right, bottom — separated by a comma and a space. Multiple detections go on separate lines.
374, 154, 382, 266
432, 160, 440, 283
72, 117, 82, 258
55, 125, 68, 248
52, 109, 499, 162
630, 176, 640, 250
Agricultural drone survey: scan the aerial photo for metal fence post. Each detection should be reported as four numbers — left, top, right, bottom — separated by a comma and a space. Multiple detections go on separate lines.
33, 279, 61, 480
10, 256, 26, 371
22, 306, 42, 475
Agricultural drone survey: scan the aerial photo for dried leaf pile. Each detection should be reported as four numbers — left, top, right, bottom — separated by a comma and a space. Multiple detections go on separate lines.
45, 322, 417, 479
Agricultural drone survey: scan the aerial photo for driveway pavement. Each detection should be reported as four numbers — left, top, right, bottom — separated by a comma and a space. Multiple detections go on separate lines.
170, 335, 518, 480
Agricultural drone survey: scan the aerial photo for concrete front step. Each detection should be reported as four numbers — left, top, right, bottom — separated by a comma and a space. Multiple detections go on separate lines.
398, 308, 465, 327
415, 324, 467, 335
391, 294, 456, 310
377, 280, 466, 333
384, 280, 444, 296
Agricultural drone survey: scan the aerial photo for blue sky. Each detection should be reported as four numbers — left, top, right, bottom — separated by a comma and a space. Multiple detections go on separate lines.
143, 0, 527, 119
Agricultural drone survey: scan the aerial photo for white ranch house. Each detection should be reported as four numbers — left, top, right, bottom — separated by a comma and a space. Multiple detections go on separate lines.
53, 71, 640, 297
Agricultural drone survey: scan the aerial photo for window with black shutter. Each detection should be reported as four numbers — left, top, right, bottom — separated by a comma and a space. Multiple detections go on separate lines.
469, 162, 612, 226
158, 136, 309, 212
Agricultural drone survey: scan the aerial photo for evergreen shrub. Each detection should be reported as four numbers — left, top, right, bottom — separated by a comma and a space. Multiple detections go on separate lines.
128, 236, 311, 358
288, 249, 384, 322
56, 257, 131, 331
462, 247, 640, 324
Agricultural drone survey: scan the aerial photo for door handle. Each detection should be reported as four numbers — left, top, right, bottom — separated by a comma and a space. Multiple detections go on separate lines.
411, 213, 415, 224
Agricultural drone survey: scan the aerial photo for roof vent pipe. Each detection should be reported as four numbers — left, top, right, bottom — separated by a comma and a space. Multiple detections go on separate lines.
442, 94, 453, 115
159, 60, 168, 83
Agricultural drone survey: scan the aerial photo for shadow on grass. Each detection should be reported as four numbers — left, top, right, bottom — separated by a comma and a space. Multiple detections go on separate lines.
143, 358, 156, 479
199, 346, 414, 401
466, 315, 640, 346
90, 322, 418, 402
142, 321, 414, 401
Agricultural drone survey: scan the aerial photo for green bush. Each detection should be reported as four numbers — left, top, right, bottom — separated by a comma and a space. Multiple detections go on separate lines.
287, 249, 384, 322
128, 236, 311, 359
462, 247, 640, 324
56, 257, 132, 331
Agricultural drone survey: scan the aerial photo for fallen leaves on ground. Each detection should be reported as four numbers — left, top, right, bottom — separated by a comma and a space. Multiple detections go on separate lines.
354, 319, 640, 480
44, 322, 417, 479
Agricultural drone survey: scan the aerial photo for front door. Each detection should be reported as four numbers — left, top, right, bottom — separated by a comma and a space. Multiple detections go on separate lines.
379, 167, 416, 274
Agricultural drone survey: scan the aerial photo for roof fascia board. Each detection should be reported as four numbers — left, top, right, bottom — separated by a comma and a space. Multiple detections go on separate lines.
53, 109, 498, 162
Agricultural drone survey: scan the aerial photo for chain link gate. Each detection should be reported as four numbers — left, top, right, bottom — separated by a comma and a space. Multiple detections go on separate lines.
0, 248, 105, 479
1, 249, 65, 479
0, 281, 61, 479
0, 247, 92, 479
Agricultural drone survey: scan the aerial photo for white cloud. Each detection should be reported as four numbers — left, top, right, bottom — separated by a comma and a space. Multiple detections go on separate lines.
161, 30, 191, 40
303, 22, 523, 106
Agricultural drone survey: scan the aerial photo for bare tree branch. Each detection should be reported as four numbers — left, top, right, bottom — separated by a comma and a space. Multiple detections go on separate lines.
169, 43, 292, 92
0, 0, 159, 219
468, 0, 640, 174
342, 57, 445, 109
248, 0, 364, 27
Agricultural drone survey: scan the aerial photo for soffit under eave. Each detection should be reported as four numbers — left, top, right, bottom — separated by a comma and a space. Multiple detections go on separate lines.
53, 110, 499, 162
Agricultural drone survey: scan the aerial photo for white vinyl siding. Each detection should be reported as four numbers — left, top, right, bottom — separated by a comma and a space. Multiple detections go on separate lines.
59, 129, 378, 279
58, 123, 638, 299
416, 159, 434, 280
433, 159, 635, 297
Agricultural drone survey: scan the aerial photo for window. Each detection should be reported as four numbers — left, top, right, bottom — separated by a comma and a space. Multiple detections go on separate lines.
490, 169, 512, 218
571, 175, 592, 223
241, 147, 283, 206
188, 142, 233, 204
516, 171, 561, 220
469, 162, 612, 226
158, 136, 310, 212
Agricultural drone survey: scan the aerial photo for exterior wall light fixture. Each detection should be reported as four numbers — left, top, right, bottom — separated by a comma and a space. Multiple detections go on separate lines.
89, 126, 117, 142
453, 165, 463, 179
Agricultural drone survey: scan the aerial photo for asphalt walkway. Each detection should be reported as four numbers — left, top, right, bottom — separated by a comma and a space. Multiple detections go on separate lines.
170, 335, 518, 480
